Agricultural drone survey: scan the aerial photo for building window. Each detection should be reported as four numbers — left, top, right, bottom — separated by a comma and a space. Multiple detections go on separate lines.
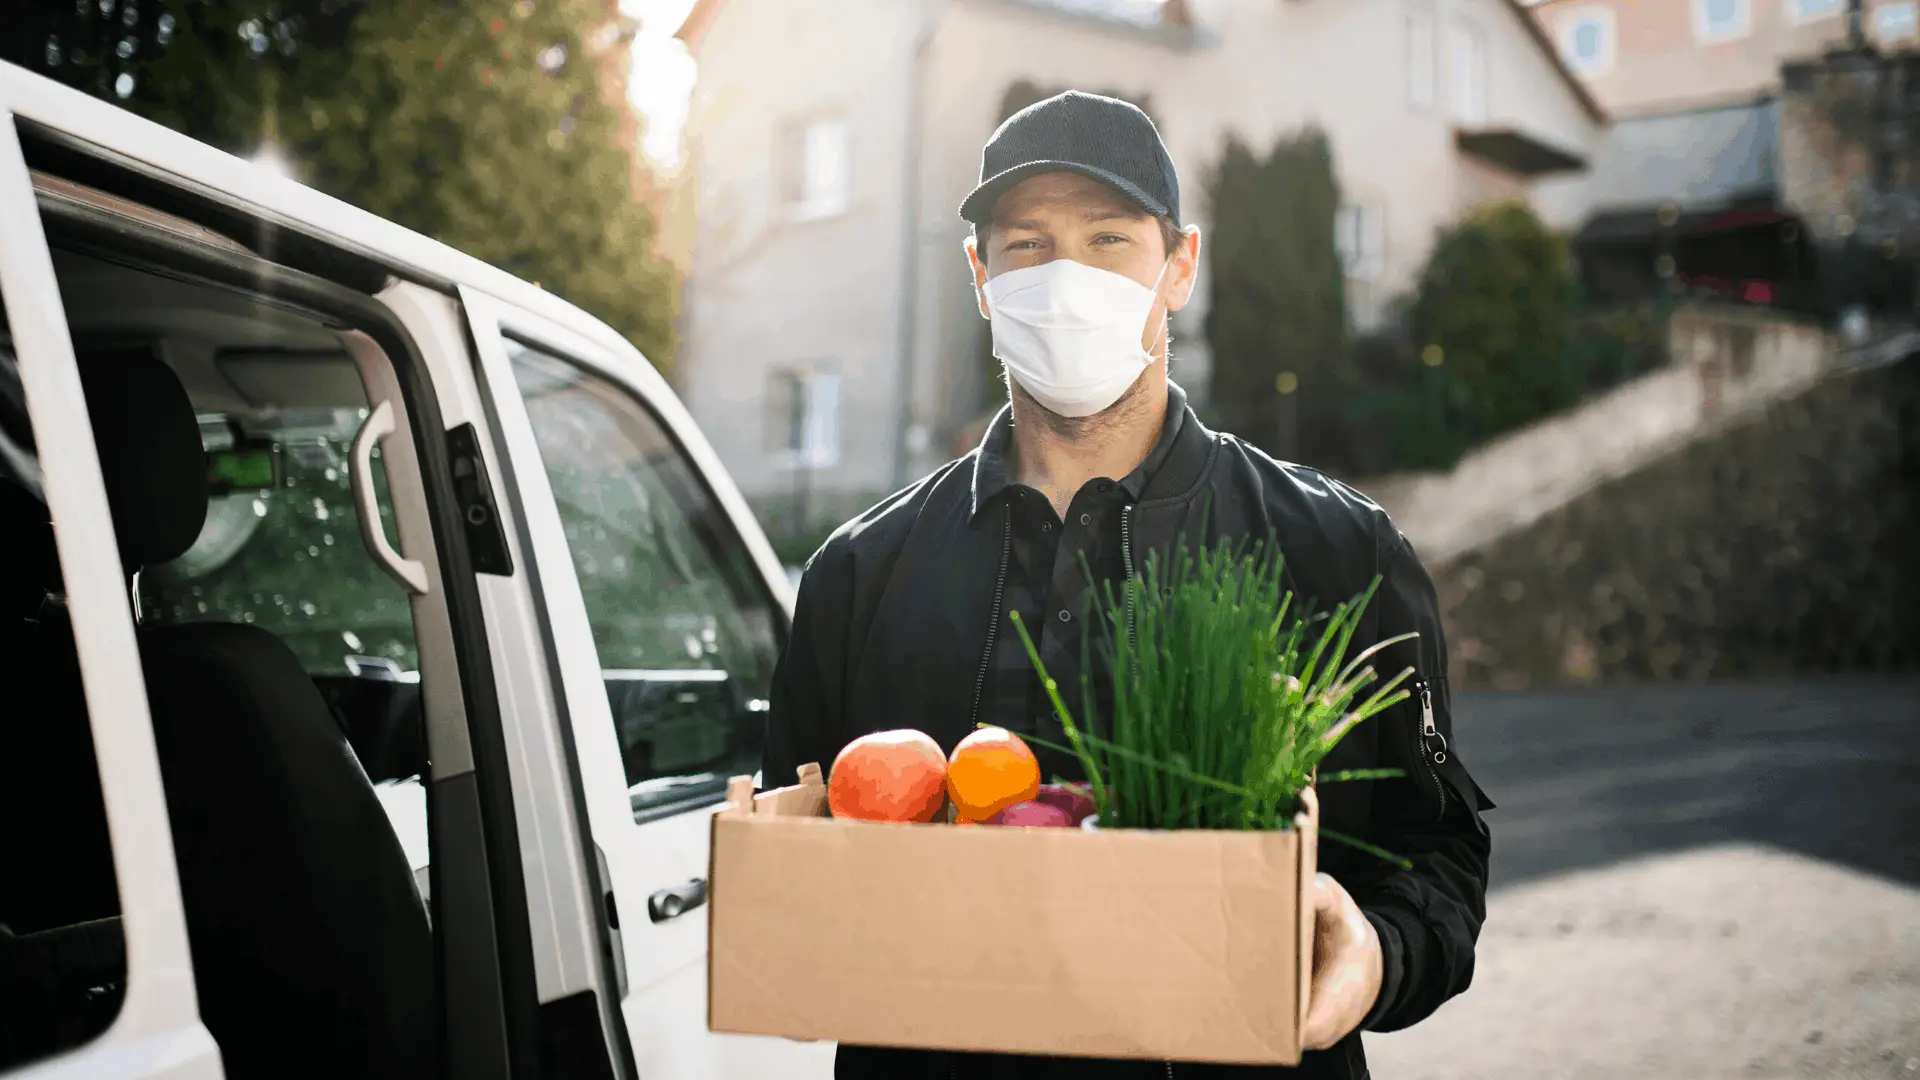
1407, 7, 1437, 111
1694, 0, 1752, 42
1786, 0, 1843, 22
778, 115, 849, 222
1559, 6, 1616, 74
1876, 0, 1919, 41
765, 365, 841, 469
1335, 203, 1384, 283
1447, 20, 1486, 124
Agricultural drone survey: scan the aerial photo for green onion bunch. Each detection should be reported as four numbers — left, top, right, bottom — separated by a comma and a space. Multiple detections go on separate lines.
1006, 534, 1416, 866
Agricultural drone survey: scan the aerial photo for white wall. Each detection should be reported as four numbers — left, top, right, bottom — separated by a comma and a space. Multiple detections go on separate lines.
678, 0, 931, 501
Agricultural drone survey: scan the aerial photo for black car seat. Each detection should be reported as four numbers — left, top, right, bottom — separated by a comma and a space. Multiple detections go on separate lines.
74, 346, 435, 1080
0, 479, 126, 1067
0, 478, 118, 936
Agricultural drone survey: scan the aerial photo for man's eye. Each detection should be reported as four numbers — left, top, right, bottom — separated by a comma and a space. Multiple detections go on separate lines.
1093, 234, 1129, 245
1004, 239, 1040, 251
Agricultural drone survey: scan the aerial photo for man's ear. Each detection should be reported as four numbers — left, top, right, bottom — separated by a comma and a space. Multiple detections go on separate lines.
966, 237, 991, 319
1165, 225, 1202, 314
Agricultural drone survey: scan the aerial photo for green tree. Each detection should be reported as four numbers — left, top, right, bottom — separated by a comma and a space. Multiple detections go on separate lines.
8, 0, 361, 129
9, 0, 677, 369
1201, 129, 1347, 459
1407, 200, 1574, 446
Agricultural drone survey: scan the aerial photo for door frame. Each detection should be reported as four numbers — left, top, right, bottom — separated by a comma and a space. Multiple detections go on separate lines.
460, 286, 815, 1074
0, 110, 222, 1080
460, 284, 653, 981
385, 280, 635, 1079
0, 72, 555, 1077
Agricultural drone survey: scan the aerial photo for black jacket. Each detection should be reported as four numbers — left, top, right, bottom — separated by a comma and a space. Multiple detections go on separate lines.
763, 388, 1495, 1080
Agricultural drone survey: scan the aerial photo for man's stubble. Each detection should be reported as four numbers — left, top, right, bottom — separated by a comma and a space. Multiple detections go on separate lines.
1007, 364, 1159, 447
1004, 322, 1172, 450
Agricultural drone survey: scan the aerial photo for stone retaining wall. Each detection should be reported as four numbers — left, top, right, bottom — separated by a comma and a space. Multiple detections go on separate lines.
1362, 304, 1839, 567
1428, 356, 1920, 691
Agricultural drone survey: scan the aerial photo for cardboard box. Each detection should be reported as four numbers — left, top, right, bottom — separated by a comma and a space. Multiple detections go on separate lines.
707, 764, 1320, 1065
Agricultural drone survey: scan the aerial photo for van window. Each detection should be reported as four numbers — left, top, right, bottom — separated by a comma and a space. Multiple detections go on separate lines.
505, 337, 781, 818
136, 407, 420, 677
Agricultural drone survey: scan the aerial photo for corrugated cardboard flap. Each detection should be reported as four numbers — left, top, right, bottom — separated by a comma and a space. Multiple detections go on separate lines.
744, 762, 827, 818
1294, 784, 1319, 1040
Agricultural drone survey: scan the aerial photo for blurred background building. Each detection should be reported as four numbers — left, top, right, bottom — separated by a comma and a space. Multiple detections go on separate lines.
659, 0, 1919, 694
671, 0, 1603, 535
2, 3, 1915, 1075
1529, 0, 1920, 323
1524, 0, 1917, 115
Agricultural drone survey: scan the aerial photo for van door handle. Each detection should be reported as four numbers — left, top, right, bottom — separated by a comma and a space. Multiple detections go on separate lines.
647, 878, 707, 923
349, 400, 430, 595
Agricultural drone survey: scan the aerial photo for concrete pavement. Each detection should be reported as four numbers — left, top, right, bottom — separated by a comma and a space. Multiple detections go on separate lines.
1364, 679, 1920, 1080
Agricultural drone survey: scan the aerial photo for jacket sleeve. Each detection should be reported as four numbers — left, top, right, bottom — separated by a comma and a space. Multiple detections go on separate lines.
1350, 523, 1494, 1034
761, 537, 853, 791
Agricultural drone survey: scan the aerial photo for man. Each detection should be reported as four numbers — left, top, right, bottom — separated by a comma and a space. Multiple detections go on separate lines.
763, 90, 1495, 1080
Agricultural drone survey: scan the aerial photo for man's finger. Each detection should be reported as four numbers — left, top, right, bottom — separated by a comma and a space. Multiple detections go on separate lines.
1302, 875, 1340, 1050
1301, 996, 1331, 1050
1311, 871, 1337, 917
1302, 872, 1382, 1052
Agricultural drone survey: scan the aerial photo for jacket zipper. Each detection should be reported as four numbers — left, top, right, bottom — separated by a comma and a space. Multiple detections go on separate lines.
1416, 678, 1448, 821
968, 504, 1013, 731
1121, 504, 1138, 660
1123, 512, 1174, 1080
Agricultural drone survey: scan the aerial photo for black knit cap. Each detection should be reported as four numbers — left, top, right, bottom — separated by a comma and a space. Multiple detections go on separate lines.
959, 90, 1180, 227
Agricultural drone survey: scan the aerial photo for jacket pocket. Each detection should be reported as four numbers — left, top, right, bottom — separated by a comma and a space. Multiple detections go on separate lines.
1409, 676, 1450, 822
1410, 675, 1496, 816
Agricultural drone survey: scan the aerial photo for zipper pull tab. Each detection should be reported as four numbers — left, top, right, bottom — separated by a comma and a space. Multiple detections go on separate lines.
1418, 680, 1448, 763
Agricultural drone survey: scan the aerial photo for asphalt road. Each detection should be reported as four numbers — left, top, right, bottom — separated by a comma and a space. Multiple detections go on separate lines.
1365, 678, 1920, 1080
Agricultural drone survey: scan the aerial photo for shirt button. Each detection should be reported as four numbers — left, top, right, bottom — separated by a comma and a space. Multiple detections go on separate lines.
1041, 521, 1051, 531
1057, 609, 1071, 623
1079, 513, 1092, 526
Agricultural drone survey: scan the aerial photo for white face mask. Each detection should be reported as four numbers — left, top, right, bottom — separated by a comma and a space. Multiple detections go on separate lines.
983, 258, 1168, 419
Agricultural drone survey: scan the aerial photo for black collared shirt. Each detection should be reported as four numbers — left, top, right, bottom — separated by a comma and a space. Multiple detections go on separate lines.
968, 388, 1188, 782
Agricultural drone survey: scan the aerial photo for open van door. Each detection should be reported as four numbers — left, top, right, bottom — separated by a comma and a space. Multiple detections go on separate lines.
0, 102, 223, 1080
459, 288, 835, 1079
3, 60, 627, 1080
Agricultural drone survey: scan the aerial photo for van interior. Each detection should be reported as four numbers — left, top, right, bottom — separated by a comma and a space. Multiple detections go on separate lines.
0, 186, 440, 1076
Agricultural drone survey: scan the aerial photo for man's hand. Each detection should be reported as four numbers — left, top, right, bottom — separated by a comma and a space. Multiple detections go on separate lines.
1301, 871, 1384, 1051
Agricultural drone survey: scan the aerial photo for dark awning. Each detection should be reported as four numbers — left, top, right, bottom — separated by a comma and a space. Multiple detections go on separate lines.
1453, 128, 1588, 177
1576, 198, 1788, 247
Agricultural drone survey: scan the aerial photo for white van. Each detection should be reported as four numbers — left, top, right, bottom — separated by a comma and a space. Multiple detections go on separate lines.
0, 62, 832, 1080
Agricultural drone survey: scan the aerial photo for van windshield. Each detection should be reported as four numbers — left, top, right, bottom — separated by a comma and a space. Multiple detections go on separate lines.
136, 408, 420, 676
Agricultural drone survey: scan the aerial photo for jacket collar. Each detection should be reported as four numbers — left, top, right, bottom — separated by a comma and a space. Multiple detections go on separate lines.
969, 380, 1205, 522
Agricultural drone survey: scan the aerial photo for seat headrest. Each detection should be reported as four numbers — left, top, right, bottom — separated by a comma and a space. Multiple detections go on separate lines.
0, 479, 58, 620
76, 347, 207, 571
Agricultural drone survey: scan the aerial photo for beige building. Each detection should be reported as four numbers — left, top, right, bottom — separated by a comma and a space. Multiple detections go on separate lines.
1524, 0, 1920, 115
674, 0, 1605, 517
1519, 0, 1920, 318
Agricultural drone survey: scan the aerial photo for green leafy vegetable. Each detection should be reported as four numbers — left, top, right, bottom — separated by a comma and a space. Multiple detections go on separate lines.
1005, 533, 1414, 865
